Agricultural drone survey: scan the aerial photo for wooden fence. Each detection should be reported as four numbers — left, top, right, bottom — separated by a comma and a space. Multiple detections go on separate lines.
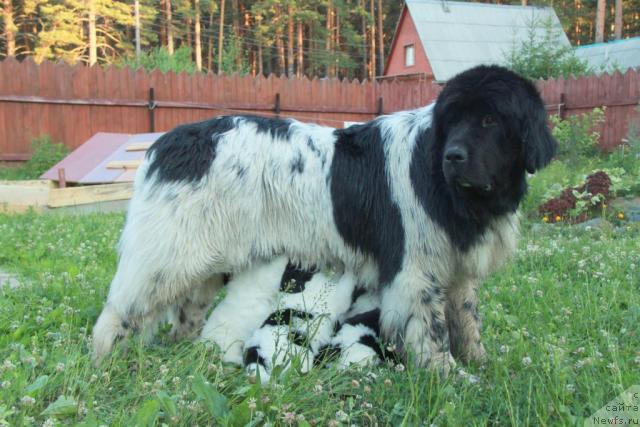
0, 57, 638, 160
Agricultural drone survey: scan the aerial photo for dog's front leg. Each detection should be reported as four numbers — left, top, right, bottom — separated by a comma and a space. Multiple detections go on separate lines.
445, 279, 487, 364
380, 267, 455, 376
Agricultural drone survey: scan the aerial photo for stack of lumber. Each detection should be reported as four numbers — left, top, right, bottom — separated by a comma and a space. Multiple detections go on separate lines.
0, 180, 133, 213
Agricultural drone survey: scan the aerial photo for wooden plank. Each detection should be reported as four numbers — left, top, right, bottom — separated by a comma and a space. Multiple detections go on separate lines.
48, 182, 133, 208
0, 180, 56, 188
125, 142, 155, 151
0, 183, 49, 213
106, 160, 142, 170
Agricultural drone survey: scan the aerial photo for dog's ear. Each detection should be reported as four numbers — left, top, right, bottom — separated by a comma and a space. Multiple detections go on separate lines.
522, 100, 557, 174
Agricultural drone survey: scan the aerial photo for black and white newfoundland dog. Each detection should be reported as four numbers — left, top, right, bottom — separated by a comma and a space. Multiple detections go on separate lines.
92, 65, 556, 375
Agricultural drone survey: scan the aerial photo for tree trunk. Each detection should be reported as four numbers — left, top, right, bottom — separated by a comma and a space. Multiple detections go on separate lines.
521, 0, 527, 5
194, 0, 202, 71
275, 5, 285, 75
166, 0, 174, 54
134, 0, 141, 59
3, 0, 16, 56
88, 0, 97, 65
186, 16, 192, 54
232, 0, 240, 68
326, 1, 332, 77
360, 0, 367, 80
217, 0, 225, 72
335, 11, 340, 77
257, 41, 263, 76
614, 0, 623, 39
297, 21, 303, 77
377, 0, 384, 75
595, 0, 606, 42
369, 0, 376, 79
207, 10, 214, 71
287, 3, 294, 77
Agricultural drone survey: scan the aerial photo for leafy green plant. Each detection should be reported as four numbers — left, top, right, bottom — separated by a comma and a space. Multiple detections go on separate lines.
504, 16, 591, 80
121, 46, 197, 74
550, 107, 606, 165
0, 135, 69, 180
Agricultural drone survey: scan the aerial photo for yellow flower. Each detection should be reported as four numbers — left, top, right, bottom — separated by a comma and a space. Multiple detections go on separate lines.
542, 216, 549, 223
555, 215, 562, 222
617, 212, 625, 220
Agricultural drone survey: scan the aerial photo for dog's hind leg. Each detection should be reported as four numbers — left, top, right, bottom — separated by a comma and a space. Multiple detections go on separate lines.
169, 274, 224, 342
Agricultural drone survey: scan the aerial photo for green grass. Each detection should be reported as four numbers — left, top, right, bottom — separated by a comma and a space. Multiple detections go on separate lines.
0, 212, 638, 426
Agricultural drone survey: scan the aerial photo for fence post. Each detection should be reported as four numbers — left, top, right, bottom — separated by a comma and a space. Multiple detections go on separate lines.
148, 87, 156, 132
559, 92, 566, 119
275, 93, 281, 118
376, 97, 383, 116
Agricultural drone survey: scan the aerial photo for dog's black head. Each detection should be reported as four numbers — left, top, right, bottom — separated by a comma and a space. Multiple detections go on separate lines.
431, 65, 556, 212
412, 65, 557, 250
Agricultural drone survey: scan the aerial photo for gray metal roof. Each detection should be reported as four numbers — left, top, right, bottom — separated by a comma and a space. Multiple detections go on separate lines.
405, 0, 570, 81
575, 37, 640, 74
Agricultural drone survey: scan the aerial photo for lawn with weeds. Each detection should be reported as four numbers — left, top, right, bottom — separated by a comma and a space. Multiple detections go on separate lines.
0, 211, 638, 426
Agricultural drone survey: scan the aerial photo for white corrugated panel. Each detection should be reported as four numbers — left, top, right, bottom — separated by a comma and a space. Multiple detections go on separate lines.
575, 38, 640, 73
405, 0, 570, 81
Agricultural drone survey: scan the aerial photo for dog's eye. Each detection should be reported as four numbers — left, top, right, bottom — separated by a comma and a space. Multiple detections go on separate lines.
482, 115, 496, 127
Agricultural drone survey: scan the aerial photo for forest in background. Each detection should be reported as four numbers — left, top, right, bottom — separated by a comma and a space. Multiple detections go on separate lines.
1, 0, 639, 81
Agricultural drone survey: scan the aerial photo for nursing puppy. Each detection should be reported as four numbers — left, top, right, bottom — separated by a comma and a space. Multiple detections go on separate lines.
92, 65, 556, 374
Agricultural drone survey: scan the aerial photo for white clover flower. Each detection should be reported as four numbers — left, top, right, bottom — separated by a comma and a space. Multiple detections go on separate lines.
248, 397, 257, 411
55, 363, 65, 373
522, 356, 532, 366
335, 410, 348, 422
21, 396, 36, 406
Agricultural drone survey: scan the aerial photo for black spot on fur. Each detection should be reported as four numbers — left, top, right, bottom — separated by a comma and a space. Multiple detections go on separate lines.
314, 344, 341, 366
331, 121, 405, 284
263, 309, 314, 327
179, 308, 186, 324
463, 301, 474, 311
234, 164, 248, 179
350, 286, 367, 305
421, 290, 433, 306
306, 138, 326, 165
358, 334, 386, 361
239, 115, 292, 140
280, 263, 316, 293
121, 320, 130, 330
290, 151, 305, 174
222, 273, 231, 285
244, 346, 267, 368
429, 313, 446, 342
146, 116, 236, 183
343, 309, 381, 335
289, 330, 308, 347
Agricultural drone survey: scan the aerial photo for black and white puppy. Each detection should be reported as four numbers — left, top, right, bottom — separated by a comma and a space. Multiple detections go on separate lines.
198, 256, 381, 383
93, 65, 556, 374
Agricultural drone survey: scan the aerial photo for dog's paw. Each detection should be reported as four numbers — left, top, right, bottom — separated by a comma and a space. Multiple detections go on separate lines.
463, 341, 487, 364
426, 350, 456, 377
92, 306, 130, 365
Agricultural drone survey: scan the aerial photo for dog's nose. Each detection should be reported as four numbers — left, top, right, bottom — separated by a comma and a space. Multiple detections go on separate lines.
444, 146, 468, 164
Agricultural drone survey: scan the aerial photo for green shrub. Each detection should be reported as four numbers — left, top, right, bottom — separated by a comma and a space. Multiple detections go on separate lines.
504, 16, 591, 80
550, 107, 606, 165
0, 135, 69, 181
121, 46, 197, 74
